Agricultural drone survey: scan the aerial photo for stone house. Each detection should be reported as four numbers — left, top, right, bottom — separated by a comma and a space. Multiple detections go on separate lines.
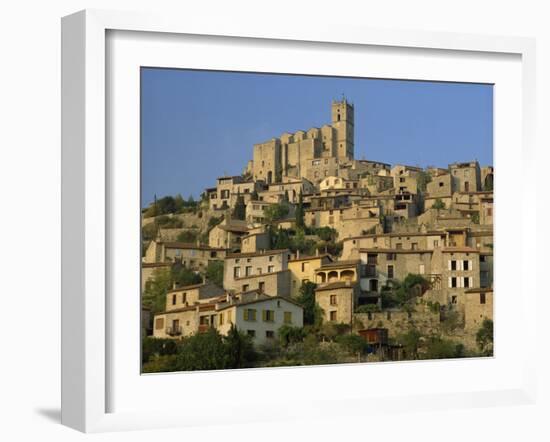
143, 239, 226, 270
206, 175, 263, 211
464, 288, 493, 331
152, 283, 226, 339
480, 195, 494, 225
216, 292, 304, 345
240, 231, 271, 254
223, 249, 291, 296
208, 218, 250, 251
449, 161, 481, 193
287, 253, 332, 298
315, 281, 359, 324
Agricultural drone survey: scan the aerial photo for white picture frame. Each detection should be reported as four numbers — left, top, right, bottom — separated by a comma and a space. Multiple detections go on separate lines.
61, 9, 537, 433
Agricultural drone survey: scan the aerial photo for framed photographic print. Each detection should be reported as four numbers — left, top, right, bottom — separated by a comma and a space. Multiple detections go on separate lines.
61, 9, 537, 433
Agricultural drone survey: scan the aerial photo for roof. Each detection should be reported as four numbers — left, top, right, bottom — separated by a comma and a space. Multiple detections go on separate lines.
315, 281, 358, 292
358, 248, 434, 255
442, 247, 480, 254
167, 282, 222, 293
141, 262, 171, 268
316, 259, 360, 271
217, 224, 250, 233
289, 253, 332, 263
162, 241, 225, 251
216, 294, 303, 312
226, 249, 289, 259
234, 269, 290, 281
464, 288, 494, 294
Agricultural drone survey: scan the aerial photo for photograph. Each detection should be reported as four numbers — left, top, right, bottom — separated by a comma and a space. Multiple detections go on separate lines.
140, 68, 494, 373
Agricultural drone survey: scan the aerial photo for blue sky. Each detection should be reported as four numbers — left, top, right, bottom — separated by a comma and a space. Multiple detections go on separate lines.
141, 68, 493, 207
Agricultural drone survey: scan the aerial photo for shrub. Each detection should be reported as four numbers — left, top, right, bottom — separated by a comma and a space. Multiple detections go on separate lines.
355, 304, 380, 314
335, 334, 368, 355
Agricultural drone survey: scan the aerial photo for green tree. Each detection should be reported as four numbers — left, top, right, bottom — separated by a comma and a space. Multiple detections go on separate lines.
432, 198, 446, 210
396, 328, 422, 360
476, 319, 494, 355
142, 337, 179, 364
355, 304, 380, 313
232, 191, 246, 220
423, 336, 465, 360
224, 325, 257, 369
295, 190, 305, 229
171, 266, 202, 287
142, 267, 173, 314
174, 194, 185, 213
174, 329, 228, 371
176, 230, 198, 243
335, 334, 368, 355
296, 281, 323, 326
277, 325, 305, 347
416, 170, 432, 192
205, 260, 224, 287
264, 202, 289, 223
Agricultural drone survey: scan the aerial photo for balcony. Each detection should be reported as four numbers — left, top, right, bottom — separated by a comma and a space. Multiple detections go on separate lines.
166, 326, 182, 336
198, 324, 211, 333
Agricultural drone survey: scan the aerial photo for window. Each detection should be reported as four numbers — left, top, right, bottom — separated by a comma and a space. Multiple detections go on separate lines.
247, 330, 256, 337
451, 295, 457, 304
243, 309, 257, 321
464, 277, 471, 288
219, 313, 224, 325
242, 284, 249, 292
450, 277, 458, 288
396, 243, 402, 249
433, 240, 439, 248
284, 311, 292, 324
463, 260, 469, 271
451, 260, 457, 271
172, 294, 177, 305
234, 267, 241, 278
266, 330, 275, 339
439, 182, 444, 187
367, 253, 377, 265
182, 292, 187, 303
480, 293, 486, 304
330, 311, 337, 321
387, 265, 394, 279
256, 267, 262, 274
269, 255, 274, 262
245, 266, 252, 276
263, 310, 275, 322
411, 243, 418, 250
268, 265, 274, 273
155, 318, 164, 330
330, 295, 337, 305
399, 177, 405, 183
386, 253, 396, 261
301, 262, 308, 272
175, 249, 181, 257
258, 281, 265, 292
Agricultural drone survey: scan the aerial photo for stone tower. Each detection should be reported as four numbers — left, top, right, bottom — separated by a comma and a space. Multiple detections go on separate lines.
331, 99, 355, 160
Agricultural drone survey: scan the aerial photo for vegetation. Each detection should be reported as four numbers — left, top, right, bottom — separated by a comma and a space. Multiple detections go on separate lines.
381, 274, 430, 309
205, 260, 224, 287
142, 327, 257, 372
176, 230, 199, 243
355, 304, 380, 314
264, 202, 290, 223
476, 319, 494, 355
471, 212, 480, 224
142, 266, 202, 315
143, 194, 200, 218
295, 281, 324, 327
232, 192, 246, 220
295, 190, 305, 229
416, 170, 432, 192
432, 198, 446, 210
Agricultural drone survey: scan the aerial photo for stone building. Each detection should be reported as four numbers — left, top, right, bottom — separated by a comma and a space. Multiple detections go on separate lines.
464, 288, 493, 331
206, 175, 264, 211
143, 238, 226, 269
287, 253, 332, 298
251, 100, 355, 185
223, 249, 291, 296
208, 218, 251, 251
449, 161, 481, 193
315, 281, 359, 324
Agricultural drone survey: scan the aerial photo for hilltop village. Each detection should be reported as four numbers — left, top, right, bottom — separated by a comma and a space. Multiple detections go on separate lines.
141, 100, 494, 371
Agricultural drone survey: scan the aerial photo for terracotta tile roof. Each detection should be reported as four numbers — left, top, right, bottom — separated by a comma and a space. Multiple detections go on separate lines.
162, 241, 225, 251
315, 281, 358, 292
226, 249, 289, 259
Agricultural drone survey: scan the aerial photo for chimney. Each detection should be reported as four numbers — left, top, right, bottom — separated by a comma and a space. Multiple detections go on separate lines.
296, 249, 300, 260
172, 281, 177, 290
316, 248, 319, 257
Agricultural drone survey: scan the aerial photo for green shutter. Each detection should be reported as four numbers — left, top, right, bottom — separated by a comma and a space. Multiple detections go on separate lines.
262, 310, 267, 321
243, 309, 248, 321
